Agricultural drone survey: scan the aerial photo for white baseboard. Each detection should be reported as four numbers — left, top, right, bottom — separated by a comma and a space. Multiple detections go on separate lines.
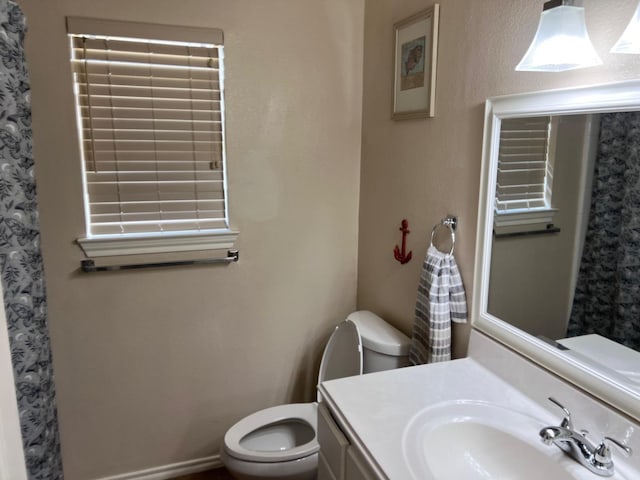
93, 454, 223, 480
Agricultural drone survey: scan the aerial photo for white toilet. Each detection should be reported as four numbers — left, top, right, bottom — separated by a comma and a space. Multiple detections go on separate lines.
220, 311, 410, 480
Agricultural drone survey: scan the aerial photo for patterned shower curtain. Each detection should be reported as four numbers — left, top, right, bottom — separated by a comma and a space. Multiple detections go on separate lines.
0, 1, 63, 479
568, 111, 640, 352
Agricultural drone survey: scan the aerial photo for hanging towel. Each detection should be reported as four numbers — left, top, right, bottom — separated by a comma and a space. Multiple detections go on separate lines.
409, 245, 468, 365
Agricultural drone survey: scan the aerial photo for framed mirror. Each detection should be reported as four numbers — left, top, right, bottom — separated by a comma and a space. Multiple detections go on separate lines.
472, 80, 640, 420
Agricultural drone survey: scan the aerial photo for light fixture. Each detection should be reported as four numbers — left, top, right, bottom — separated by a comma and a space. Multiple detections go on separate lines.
611, 1, 640, 53
516, 0, 602, 72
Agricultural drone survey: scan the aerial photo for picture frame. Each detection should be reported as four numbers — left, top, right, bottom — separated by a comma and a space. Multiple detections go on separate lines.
392, 5, 440, 120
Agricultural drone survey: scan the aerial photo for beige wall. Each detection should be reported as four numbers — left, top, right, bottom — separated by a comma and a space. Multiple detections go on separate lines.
357, 0, 640, 357
18, 1, 364, 478
16, 0, 640, 478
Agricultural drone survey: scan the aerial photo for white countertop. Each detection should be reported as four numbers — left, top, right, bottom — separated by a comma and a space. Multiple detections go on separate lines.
318, 357, 557, 480
558, 334, 640, 388
318, 331, 640, 480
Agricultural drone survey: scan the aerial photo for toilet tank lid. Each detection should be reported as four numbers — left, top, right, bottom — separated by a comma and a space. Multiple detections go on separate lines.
346, 311, 410, 356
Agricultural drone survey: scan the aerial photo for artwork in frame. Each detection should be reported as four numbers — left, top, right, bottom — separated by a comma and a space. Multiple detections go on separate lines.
392, 5, 440, 120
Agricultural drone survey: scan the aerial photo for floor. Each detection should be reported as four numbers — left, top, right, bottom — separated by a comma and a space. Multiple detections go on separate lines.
171, 468, 235, 480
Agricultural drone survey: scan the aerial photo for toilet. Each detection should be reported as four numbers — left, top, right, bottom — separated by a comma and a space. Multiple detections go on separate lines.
220, 311, 410, 480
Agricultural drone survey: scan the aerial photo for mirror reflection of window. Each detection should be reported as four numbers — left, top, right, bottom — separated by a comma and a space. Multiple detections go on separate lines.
488, 114, 599, 343
494, 116, 558, 236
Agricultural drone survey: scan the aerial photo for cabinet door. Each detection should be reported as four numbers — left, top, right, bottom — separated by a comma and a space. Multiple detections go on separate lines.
346, 447, 377, 480
318, 450, 338, 480
318, 403, 349, 479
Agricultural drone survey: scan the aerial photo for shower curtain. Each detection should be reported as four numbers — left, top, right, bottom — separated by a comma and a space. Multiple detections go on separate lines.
0, 1, 63, 478
568, 111, 640, 352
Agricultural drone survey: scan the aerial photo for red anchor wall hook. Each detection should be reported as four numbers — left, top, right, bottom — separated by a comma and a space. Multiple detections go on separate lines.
393, 219, 412, 264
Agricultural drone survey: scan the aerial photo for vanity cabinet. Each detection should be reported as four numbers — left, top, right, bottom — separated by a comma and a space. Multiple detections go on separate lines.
318, 403, 378, 480
345, 447, 377, 480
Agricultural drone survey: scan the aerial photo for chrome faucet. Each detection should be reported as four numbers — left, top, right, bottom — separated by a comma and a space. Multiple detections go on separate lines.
539, 397, 632, 477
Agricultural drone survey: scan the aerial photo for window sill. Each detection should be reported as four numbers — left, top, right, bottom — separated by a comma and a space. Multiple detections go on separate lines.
494, 209, 557, 236
77, 230, 239, 258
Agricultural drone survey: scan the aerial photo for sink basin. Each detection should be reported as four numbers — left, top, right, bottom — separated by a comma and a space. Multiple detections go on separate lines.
402, 400, 578, 480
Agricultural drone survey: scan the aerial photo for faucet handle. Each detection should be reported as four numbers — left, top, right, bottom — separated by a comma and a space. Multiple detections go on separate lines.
595, 436, 633, 464
548, 397, 573, 429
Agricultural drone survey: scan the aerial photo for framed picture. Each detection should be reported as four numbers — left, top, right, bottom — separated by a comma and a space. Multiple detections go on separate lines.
392, 5, 439, 120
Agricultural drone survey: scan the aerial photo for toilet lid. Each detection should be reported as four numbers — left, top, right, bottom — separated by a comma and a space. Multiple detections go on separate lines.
317, 320, 362, 385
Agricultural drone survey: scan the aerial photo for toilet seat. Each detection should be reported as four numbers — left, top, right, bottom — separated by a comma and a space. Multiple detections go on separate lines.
222, 319, 366, 477
223, 403, 319, 463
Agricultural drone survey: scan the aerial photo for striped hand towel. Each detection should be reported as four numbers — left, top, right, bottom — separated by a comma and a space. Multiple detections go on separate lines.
409, 245, 468, 365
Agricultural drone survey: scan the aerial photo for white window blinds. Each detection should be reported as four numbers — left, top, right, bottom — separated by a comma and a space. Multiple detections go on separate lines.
68, 18, 228, 237
495, 116, 553, 213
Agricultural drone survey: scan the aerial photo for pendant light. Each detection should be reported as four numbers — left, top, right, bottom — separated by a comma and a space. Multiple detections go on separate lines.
516, 0, 602, 72
611, 1, 640, 53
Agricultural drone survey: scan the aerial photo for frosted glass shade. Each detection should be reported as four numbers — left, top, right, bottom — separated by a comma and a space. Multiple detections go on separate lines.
611, 2, 640, 53
516, 5, 602, 72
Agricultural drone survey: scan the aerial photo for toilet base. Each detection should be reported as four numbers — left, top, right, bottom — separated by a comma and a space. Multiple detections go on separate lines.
221, 449, 317, 480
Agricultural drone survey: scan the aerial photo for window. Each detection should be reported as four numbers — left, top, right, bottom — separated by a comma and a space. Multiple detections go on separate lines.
494, 116, 557, 235
67, 17, 237, 257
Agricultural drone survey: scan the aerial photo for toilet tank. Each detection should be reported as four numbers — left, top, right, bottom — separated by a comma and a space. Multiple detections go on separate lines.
346, 311, 410, 373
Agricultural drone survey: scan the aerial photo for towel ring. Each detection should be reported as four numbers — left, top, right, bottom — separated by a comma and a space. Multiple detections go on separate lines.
430, 217, 456, 255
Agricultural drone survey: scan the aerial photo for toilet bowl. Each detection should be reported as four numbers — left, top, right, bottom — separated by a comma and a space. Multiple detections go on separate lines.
221, 311, 410, 480
220, 403, 318, 480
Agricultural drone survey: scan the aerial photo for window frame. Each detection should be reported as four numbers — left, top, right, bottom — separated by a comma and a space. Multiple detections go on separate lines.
67, 17, 237, 257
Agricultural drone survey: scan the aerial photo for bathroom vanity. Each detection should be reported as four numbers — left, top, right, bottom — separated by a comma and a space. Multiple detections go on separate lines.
318, 80, 640, 480
317, 402, 376, 480
318, 331, 640, 480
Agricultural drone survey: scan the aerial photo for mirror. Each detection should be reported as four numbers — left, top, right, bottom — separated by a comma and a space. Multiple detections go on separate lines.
472, 80, 640, 421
